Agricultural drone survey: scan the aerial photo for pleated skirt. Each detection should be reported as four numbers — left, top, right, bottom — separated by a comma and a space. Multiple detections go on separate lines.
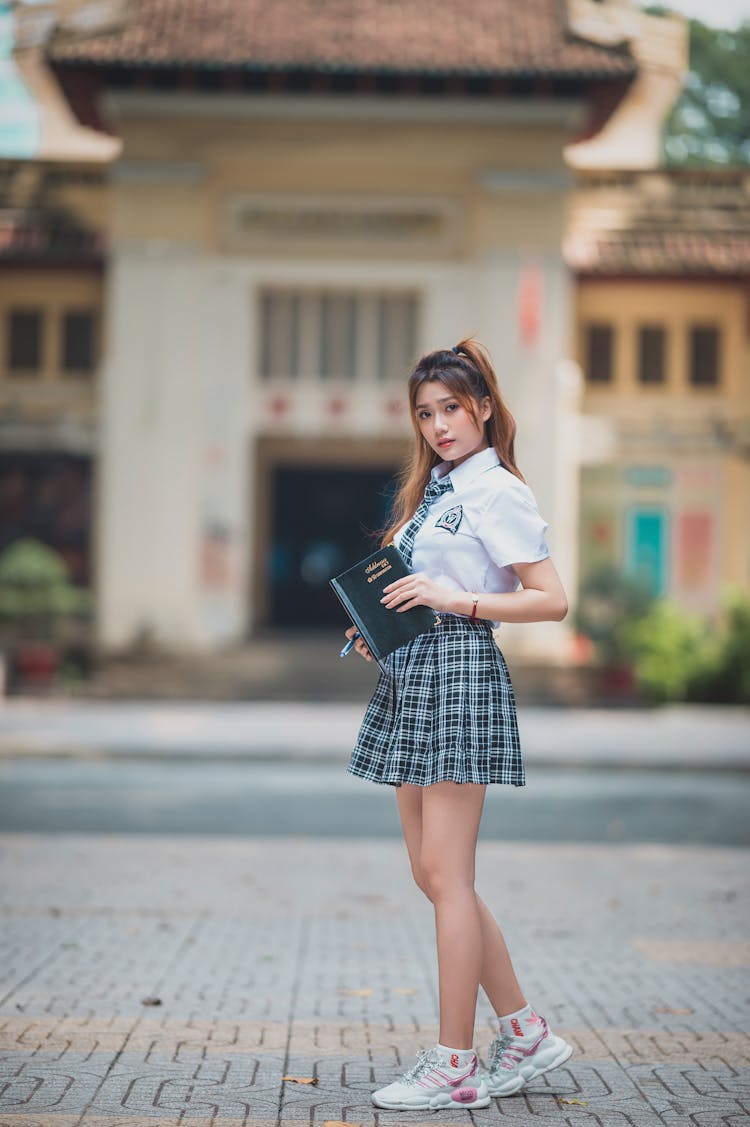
347, 613, 525, 788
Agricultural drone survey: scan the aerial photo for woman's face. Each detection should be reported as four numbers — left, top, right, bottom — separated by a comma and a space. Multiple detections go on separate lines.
414, 379, 491, 467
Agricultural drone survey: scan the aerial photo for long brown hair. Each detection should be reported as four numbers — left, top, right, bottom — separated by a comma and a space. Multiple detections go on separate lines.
381, 337, 524, 546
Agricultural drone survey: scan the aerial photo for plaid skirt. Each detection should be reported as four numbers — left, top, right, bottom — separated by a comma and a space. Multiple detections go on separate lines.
347, 613, 525, 788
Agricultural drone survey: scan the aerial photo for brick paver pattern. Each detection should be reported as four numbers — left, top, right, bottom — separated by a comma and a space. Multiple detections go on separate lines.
0, 835, 748, 1126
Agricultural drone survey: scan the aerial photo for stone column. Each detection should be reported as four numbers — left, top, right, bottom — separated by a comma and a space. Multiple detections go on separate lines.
97, 245, 204, 649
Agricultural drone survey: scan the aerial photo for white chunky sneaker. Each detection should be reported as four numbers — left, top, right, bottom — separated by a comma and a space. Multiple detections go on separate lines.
371, 1046, 491, 1110
485, 1016, 573, 1097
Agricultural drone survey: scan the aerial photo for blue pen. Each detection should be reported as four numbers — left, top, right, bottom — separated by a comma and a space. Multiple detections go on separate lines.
339, 631, 361, 657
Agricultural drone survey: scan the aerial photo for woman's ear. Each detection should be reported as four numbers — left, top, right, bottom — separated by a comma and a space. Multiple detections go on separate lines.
480, 396, 492, 423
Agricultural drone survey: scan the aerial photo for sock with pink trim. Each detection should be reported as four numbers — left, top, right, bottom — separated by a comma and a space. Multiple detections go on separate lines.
497, 1002, 544, 1040
436, 1044, 476, 1068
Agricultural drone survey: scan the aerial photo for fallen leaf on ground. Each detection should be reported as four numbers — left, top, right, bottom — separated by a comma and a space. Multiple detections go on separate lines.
653, 1006, 694, 1015
140, 996, 162, 1006
338, 988, 373, 997
560, 1098, 588, 1105
325, 1121, 361, 1126
282, 1075, 318, 1085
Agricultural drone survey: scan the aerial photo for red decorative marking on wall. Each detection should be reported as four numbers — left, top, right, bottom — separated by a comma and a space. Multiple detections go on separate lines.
269, 395, 290, 417
200, 530, 232, 589
386, 398, 405, 417
677, 511, 712, 591
518, 261, 542, 347
592, 519, 613, 544
327, 397, 348, 418
204, 445, 226, 466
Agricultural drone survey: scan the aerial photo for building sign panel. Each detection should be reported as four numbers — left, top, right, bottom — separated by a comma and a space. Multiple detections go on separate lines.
224, 195, 461, 255
677, 511, 713, 593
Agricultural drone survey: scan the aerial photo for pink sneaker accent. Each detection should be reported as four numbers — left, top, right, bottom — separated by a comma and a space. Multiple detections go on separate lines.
372, 1047, 491, 1110
485, 1015, 573, 1098
496, 1018, 548, 1068
452, 1086, 479, 1103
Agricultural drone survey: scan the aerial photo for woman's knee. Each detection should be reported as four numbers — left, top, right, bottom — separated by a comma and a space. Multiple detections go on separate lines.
420, 856, 475, 902
410, 864, 434, 901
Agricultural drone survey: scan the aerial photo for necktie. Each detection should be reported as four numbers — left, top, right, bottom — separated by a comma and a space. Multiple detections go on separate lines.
397, 475, 454, 569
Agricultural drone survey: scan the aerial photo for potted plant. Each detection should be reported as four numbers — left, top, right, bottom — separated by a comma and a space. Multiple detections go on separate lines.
0, 538, 91, 691
574, 564, 654, 700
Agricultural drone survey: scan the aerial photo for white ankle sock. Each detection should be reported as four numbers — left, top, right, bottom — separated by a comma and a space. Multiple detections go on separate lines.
436, 1043, 476, 1067
497, 1002, 543, 1040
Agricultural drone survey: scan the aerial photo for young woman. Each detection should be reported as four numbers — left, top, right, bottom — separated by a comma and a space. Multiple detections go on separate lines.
344, 339, 573, 1111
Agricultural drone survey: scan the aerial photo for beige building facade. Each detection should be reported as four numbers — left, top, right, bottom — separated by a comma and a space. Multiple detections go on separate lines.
14, 0, 735, 662
92, 95, 585, 655
38, 0, 645, 657
0, 163, 106, 590
568, 169, 750, 614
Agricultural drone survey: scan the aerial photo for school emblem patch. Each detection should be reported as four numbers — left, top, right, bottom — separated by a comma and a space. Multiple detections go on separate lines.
434, 504, 463, 534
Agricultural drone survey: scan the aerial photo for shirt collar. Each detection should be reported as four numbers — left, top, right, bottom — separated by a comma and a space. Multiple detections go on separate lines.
431, 445, 501, 490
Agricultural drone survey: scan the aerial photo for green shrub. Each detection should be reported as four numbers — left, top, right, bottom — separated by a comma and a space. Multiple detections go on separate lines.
0, 538, 90, 641
576, 565, 750, 704
617, 588, 750, 704
687, 587, 750, 704
618, 601, 717, 702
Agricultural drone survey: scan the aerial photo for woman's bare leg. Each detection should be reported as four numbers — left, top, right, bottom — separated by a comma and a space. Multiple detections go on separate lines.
396, 784, 527, 1025
474, 896, 526, 1016
418, 781, 486, 1048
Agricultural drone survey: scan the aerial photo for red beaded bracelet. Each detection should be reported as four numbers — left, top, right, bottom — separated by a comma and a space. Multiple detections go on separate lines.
469, 593, 479, 620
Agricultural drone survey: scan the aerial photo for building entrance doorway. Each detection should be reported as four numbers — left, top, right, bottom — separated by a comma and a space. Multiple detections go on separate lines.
269, 463, 398, 627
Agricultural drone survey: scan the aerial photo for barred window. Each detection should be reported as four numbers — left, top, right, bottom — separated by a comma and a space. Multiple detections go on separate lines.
584, 323, 614, 384
320, 293, 357, 379
258, 288, 419, 381
8, 310, 43, 373
377, 294, 418, 381
689, 325, 720, 387
638, 325, 666, 385
259, 292, 300, 379
62, 311, 96, 374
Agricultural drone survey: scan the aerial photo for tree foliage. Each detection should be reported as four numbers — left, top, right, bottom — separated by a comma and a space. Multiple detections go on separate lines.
651, 12, 750, 167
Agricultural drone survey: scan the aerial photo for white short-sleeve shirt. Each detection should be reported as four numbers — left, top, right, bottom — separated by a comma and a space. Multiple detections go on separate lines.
393, 446, 550, 627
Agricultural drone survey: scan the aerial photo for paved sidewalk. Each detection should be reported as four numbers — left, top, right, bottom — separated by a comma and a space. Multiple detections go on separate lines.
0, 832, 748, 1126
0, 699, 748, 770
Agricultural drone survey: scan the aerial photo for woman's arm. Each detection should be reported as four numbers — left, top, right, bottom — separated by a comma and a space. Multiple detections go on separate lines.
381, 557, 568, 624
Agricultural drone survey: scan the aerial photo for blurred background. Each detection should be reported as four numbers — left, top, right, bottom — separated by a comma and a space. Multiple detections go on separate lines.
2, 21, 744, 1127
2, 17, 748, 1123
0, 0, 748, 715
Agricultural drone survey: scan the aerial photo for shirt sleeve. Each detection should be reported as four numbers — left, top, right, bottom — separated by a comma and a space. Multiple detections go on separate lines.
478, 479, 550, 569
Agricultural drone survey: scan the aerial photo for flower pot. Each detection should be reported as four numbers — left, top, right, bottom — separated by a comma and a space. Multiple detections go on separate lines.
12, 641, 61, 690
599, 662, 636, 697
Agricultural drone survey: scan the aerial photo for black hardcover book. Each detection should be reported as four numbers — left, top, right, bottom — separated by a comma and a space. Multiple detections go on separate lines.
330, 544, 439, 666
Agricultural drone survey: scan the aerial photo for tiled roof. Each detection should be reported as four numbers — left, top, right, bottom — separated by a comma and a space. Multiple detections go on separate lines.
49, 0, 635, 78
565, 230, 750, 276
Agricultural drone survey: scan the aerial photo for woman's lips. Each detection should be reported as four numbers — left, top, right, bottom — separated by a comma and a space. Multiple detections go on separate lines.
437, 439, 454, 448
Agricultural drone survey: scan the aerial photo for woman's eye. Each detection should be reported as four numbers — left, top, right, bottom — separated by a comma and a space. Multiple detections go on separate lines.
418, 411, 430, 420
445, 403, 458, 412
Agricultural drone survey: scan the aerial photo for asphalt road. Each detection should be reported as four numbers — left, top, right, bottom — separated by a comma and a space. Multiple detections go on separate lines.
0, 757, 748, 844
